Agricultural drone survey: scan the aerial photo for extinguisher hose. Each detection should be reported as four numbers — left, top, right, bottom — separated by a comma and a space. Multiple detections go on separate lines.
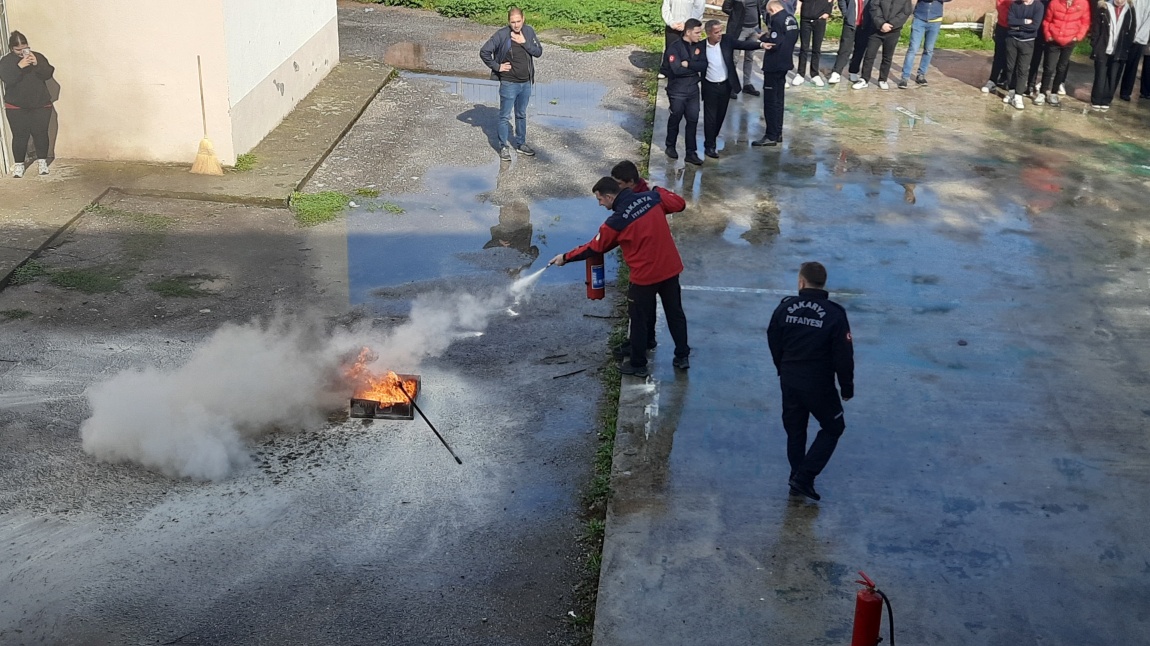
876, 589, 895, 646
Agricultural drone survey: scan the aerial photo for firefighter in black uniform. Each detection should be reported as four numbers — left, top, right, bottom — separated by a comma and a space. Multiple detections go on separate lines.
663, 18, 707, 166
767, 261, 854, 501
752, 0, 799, 147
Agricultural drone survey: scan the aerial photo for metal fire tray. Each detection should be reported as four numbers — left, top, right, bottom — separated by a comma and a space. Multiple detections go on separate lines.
349, 374, 421, 420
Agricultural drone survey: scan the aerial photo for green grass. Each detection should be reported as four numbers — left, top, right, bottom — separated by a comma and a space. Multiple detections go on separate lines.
353, 187, 381, 198
48, 266, 125, 293
291, 191, 350, 226
0, 309, 32, 320
234, 153, 258, 172
147, 274, 217, 298
8, 260, 48, 286
382, 202, 406, 214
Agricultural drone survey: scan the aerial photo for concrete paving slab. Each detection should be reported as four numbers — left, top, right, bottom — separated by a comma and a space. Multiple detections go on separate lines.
594, 50, 1150, 645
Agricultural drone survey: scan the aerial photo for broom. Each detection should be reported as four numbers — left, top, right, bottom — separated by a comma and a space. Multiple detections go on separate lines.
190, 55, 224, 176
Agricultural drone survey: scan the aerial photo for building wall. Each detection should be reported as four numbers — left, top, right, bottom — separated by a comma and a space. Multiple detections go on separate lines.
946, 0, 998, 23
222, 0, 339, 156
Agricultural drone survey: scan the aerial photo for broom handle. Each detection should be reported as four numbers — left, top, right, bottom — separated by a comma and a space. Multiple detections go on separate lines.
197, 55, 208, 139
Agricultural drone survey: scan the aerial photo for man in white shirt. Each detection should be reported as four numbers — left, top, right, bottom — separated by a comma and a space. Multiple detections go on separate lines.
700, 19, 769, 158
661, 0, 707, 77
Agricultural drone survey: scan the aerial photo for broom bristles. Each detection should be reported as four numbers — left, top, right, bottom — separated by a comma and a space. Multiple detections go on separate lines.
190, 137, 224, 176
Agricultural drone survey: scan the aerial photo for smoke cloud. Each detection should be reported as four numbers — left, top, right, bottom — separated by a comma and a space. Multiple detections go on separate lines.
80, 271, 546, 480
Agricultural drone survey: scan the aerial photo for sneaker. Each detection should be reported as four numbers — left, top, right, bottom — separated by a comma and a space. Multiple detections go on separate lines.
828, 71, 842, 84
851, 79, 869, 90
672, 356, 690, 370
658, 73, 666, 80
38, 160, 48, 175
665, 146, 678, 160
897, 78, 908, 89
12, 163, 24, 178
1058, 83, 1067, 95
516, 143, 535, 156
499, 146, 512, 161
1034, 92, 1045, 106
1090, 104, 1103, 111
743, 84, 760, 96
751, 136, 779, 146
1101, 105, 1110, 112
1048, 93, 1060, 106
1025, 86, 1037, 98
618, 362, 649, 378
981, 80, 997, 93
849, 72, 860, 83
915, 74, 928, 86
878, 80, 890, 90
812, 75, 825, 87
792, 75, 805, 86
1002, 90, 1015, 104
1012, 94, 1024, 110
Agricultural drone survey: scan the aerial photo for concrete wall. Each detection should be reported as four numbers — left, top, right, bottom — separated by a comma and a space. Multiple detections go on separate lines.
222, 0, 339, 156
946, 0, 997, 23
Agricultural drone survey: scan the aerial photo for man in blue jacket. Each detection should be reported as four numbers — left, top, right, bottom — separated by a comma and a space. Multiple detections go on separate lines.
479, 7, 544, 161
752, 0, 799, 147
899, 0, 952, 88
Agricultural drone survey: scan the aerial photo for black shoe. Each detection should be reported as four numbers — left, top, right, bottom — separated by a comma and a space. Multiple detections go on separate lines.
684, 153, 703, 166
1141, 94, 1150, 99
499, 146, 512, 161
705, 148, 719, 159
788, 477, 821, 501
516, 143, 536, 156
672, 356, 689, 370
1120, 95, 1132, 101
665, 146, 678, 160
613, 339, 657, 360
618, 361, 649, 378
743, 84, 760, 96
751, 136, 778, 147
897, 78, 908, 89
915, 74, 928, 86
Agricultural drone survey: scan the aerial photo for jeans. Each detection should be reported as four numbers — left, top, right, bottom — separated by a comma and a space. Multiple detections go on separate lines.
497, 80, 532, 149
627, 274, 689, 369
762, 71, 787, 141
1005, 38, 1035, 94
702, 79, 732, 150
901, 17, 941, 80
1040, 42, 1075, 93
862, 29, 900, 82
5, 107, 52, 162
798, 18, 827, 78
781, 382, 846, 485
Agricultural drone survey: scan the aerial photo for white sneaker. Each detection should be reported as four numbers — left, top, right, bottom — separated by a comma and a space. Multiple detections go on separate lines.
1003, 90, 1015, 104
1012, 95, 1024, 110
852, 79, 869, 90
1058, 83, 1067, 95
12, 163, 24, 178
849, 73, 860, 83
1100, 105, 1110, 111
878, 80, 890, 90
38, 160, 49, 176
1034, 92, 1046, 106
981, 80, 997, 93
658, 73, 666, 80
792, 75, 805, 86
812, 75, 825, 87
828, 71, 841, 84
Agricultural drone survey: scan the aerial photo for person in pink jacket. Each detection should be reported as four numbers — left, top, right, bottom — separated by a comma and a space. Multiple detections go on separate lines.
1036, 0, 1092, 104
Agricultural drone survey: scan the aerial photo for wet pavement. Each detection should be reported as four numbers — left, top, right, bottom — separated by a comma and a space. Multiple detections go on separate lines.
594, 58, 1150, 645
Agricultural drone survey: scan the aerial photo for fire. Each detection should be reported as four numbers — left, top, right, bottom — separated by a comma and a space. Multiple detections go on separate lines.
344, 348, 418, 405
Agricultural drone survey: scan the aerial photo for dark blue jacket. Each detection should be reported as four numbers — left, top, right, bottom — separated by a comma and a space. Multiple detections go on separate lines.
912, 0, 952, 22
1008, 0, 1045, 40
479, 25, 543, 82
767, 288, 855, 396
664, 38, 708, 95
760, 10, 799, 73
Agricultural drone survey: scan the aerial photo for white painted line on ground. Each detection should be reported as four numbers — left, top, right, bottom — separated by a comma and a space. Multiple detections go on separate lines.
681, 285, 863, 297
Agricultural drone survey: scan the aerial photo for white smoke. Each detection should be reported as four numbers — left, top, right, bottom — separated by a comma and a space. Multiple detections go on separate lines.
80, 274, 546, 480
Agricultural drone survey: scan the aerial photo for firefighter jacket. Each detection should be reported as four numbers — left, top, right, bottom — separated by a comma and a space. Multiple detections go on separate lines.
664, 38, 708, 95
563, 187, 687, 287
1044, 0, 1092, 44
767, 288, 855, 397
760, 10, 800, 73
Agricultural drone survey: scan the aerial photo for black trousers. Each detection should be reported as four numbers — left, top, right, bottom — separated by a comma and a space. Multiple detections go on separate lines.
1040, 42, 1075, 93
762, 71, 787, 142
1026, 32, 1046, 91
989, 24, 1008, 84
1005, 38, 1035, 93
5, 107, 52, 163
627, 274, 689, 368
861, 29, 900, 82
1119, 45, 1148, 98
702, 79, 732, 150
666, 91, 700, 154
781, 383, 846, 484
1092, 53, 1124, 106
798, 18, 827, 77
661, 26, 684, 75
832, 23, 869, 74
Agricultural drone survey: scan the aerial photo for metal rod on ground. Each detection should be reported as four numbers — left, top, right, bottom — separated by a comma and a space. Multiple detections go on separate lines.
398, 382, 462, 465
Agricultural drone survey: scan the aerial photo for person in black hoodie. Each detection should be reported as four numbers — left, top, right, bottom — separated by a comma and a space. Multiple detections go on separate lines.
795, 0, 834, 86
1090, 0, 1138, 109
1003, 0, 1046, 109
854, 0, 913, 89
752, 0, 799, 147
1, 31, 55, 178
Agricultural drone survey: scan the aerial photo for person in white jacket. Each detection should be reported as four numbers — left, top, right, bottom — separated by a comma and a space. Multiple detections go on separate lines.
661, 0, 707, 77
1118, 0, 1150, 99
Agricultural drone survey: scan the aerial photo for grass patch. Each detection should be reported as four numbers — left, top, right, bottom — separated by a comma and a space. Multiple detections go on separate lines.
291, 191, 350, 227
49, 266, 125, 293
234, 153, 258, 172
382, 202, 406, 214
0, 309, 32, 320
147, 274, 217, 298
8, 260, 48, 286
353, 187, 381, 198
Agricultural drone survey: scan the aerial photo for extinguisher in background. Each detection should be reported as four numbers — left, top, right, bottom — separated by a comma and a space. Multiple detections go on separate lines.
585, 253, 605, 300
851, 571, 894, 646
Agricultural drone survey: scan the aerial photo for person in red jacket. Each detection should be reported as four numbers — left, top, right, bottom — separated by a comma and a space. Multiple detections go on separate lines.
982, 0, 1016, 92
1037, 0, 1092, 104
550, 177, 691, 377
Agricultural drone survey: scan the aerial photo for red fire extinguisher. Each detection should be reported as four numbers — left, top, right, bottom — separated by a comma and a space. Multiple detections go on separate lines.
585, 253, 605, 300
851, 571, 893, 646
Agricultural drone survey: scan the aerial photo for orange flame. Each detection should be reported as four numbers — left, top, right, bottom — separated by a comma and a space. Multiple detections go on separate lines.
344, 348, 418, 405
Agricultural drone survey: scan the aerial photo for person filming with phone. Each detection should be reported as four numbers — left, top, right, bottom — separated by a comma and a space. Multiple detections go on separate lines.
1, 31, 56, 178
